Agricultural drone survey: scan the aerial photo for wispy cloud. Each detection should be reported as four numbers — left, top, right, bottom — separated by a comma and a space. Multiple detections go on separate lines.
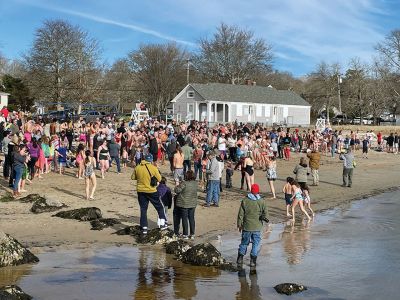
18, 0, 196, 47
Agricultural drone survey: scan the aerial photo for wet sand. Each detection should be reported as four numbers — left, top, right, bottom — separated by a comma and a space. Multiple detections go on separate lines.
0, 148, 399, 253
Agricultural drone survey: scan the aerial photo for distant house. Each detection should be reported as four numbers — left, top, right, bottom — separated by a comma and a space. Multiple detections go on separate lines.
0, 92, 9, 108
171, 83, 311, 126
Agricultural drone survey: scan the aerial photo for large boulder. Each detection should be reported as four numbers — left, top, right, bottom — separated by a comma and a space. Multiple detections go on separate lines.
274, 283, 307, 295
52, 207, 102, 221
0, 285, 32, 300
90, 218, 121, 230
180, 243, 224, 266
0, 233, 39, 267
165, 240, 191, 256
30, 197, 67, 214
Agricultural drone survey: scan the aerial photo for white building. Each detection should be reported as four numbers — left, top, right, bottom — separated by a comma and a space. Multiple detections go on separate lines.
171, 83, 311, 126
0, 92, 9, 108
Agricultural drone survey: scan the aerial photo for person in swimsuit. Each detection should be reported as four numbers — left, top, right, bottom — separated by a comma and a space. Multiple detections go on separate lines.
84, 150, 97, 200
243, 155, 255, 189
265, 156, 277, 198
75, 143, 85, 179
97, 139, 110, 179
290, 180, 311, 222
302, 184, 314, 217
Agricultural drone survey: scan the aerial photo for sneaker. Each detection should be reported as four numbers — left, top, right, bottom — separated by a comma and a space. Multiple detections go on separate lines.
142, 227, 148, 235
182, 235, 189, 240
160, 224, 169, 231
189, 235, 195, 240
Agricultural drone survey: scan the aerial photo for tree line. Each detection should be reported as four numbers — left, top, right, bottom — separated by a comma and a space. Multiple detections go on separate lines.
0, 19, 399, 122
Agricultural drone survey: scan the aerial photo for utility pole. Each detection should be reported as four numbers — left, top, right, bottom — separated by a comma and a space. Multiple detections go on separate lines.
337, 73, 342, 113
186, 58, 190, 84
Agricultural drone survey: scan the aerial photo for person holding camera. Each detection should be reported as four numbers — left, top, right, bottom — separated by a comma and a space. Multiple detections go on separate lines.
131, 153, 167, 235
237, 183, 269, 268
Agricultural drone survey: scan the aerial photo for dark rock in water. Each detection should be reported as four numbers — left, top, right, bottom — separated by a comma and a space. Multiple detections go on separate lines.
30, 197, 67, 214
114, 225, 142, 236
52, 207, 102, 221
165, 240, 191, 256
274, 283, 307, 295
0, 232, 39, 267
181, 243, 225, 266
114, 225, 175, 244
90, 218, 121, 230
0, 285, 32, 300
19, 194, 43, 203
136, 228, 175, 245
218, 262, 239, 272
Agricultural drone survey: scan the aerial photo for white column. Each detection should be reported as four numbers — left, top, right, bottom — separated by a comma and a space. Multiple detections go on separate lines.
207, 102, 211, 122
223, 104, 226, 122
214, 103, 217, 122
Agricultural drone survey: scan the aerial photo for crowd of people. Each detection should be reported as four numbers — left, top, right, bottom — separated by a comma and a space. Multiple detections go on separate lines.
1, 106, 399, 266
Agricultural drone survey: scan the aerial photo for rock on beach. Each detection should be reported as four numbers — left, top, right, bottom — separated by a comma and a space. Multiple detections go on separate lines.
0, 285, 32, 300
30, 197, 67, 214
52, 207, 102, 221
180, 243, 225, 267
90, 218, 121, 230
0, 232, 39, 267
274, 283, 308, 295
164, 240, 191, 257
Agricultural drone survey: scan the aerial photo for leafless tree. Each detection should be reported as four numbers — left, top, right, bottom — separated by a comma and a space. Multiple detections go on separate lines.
193, 23, 273, 85
375, 30, 400, 116
304, 62, 340, 120
24, 19, 101, 110
126, 43, 187, 115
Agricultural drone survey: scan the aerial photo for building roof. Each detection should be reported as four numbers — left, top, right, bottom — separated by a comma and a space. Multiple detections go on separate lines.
0, 92, 10, 96
189, 83, 310, 106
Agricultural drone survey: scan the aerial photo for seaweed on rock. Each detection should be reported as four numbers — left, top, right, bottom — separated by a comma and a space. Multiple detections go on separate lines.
52, 207, 102, 221
0, 233, 39, 267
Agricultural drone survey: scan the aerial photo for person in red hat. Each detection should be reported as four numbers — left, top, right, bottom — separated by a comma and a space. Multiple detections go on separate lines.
237, 183, 268, 268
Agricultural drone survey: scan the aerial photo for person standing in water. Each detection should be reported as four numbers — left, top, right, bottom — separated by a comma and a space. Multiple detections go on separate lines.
237, 184, 268, 268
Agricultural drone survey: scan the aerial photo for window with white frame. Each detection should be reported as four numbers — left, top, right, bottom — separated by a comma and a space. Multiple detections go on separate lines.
187, 90, 195, 98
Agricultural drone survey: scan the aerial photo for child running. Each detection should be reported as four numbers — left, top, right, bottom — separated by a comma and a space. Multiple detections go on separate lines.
302, 184, 314, 217
290, 180, 311, 222
283, 177, 293, 217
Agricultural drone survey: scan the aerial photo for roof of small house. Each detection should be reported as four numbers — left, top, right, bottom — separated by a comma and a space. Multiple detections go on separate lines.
188, 83, 310, 106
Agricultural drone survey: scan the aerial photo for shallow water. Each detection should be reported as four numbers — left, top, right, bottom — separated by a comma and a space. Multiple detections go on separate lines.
1, 190, 400, 299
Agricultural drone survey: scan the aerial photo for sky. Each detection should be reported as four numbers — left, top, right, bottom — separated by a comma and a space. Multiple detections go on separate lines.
0, 0, 399, 77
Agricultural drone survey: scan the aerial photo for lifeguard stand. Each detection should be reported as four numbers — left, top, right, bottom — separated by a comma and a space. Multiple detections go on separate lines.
131, 102, 149, 123
315, 118, 326, 132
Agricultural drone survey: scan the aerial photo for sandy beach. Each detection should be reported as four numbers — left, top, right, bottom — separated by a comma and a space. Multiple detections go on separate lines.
1, 139, 399, 255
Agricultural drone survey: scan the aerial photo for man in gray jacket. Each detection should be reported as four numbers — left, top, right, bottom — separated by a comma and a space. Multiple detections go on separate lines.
109, 139, 121, 174
339, 148, 354, 187
205, 150, 221, 207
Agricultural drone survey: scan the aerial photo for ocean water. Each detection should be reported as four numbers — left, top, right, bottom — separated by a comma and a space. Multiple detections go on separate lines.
1, 190, 399, 299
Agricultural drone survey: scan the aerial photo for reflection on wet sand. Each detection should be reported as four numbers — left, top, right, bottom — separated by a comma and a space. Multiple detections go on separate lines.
133, 248, 220, 300
281, 220, 312, 265
236, 269, 262, 300
0, 264, 32, 286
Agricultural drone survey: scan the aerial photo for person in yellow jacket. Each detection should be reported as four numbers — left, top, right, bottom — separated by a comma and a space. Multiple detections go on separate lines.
131, 153, 167, 234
